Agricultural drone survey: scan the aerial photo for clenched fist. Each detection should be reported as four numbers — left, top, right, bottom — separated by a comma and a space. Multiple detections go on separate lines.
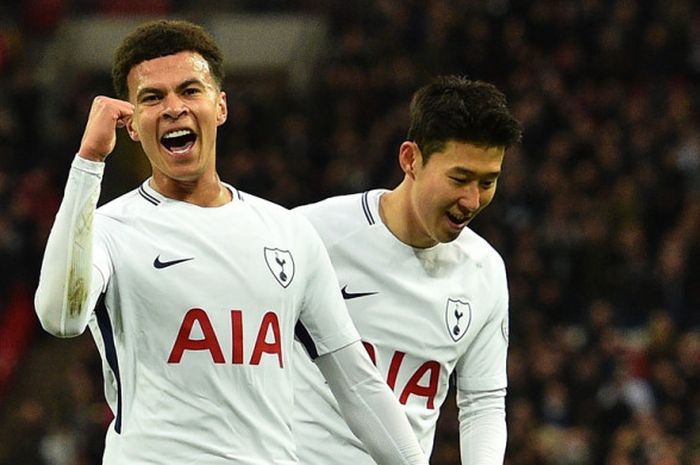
78, 96, 135, 162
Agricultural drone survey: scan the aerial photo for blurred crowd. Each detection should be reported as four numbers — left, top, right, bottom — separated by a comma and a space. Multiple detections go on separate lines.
1, 1, 700, 464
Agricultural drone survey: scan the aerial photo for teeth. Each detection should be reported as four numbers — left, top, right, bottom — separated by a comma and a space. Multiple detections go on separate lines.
448, 213, 467, 223
163, 129, 193, 139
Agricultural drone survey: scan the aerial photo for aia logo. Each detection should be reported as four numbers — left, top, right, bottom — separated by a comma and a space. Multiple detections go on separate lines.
445, 298, 471, 342
168, 308, 284, 367
363, 341, 441, 410
264, 247, 295, 288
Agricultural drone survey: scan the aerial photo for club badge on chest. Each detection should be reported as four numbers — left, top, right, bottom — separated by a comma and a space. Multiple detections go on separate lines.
445, 298, 471, 342
264, 247, 295, 288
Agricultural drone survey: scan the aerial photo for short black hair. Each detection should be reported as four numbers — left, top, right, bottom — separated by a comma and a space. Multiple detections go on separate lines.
407, 75, 522, 163
112, 19, 225, 100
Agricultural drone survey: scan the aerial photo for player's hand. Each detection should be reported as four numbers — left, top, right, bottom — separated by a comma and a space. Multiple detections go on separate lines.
78, 96, 135, 162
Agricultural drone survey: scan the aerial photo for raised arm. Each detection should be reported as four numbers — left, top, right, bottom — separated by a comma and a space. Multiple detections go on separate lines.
316, 341, 429, 465
34, 96, 133, 337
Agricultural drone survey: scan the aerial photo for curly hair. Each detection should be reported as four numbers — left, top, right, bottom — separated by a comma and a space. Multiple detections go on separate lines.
407, 75, 522, 163
112, 19, 225, 101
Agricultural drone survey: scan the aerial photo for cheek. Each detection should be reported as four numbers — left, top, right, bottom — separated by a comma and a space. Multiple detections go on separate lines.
479, 190, 496, 208
420, 193, 445, 220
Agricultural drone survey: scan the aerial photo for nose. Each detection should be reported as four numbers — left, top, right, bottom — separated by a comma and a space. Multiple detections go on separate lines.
161, 93, 187, 119
458, 182, 480, 212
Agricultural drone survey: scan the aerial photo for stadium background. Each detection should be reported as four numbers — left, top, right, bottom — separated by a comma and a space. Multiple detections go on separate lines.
0, 1, 699, 464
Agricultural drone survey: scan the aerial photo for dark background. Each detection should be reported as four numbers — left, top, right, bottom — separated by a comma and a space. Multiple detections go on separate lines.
0, 1, 699, 464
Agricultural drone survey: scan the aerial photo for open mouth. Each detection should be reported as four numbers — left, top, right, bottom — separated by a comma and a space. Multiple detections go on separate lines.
446, 211, 469, 227
161, 129, 197, 154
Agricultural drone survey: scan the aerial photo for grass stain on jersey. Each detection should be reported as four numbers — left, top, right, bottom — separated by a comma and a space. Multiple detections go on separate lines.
67, 189, 97, 316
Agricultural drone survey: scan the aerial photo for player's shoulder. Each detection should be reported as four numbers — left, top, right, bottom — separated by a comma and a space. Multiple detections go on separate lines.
237, 190, 320, 237
293, 190, 382, 244
96, 184, 152, 220
294, 191, 367, 219
239, 190, 311, 225
455, 227, 506, 271
238, 190, 292, 216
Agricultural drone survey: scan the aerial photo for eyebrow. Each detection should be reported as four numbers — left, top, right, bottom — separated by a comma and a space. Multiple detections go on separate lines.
176, 79, 205, 91
450, 167, 501, 178
135, 79, 205, 100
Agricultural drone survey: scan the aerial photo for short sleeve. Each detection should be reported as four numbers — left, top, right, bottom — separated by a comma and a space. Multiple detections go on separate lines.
294, 216, 360, 358
455, 255, 509, 391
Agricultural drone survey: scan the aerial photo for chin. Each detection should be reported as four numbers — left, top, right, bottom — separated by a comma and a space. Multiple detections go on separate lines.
439, 231, 463, 244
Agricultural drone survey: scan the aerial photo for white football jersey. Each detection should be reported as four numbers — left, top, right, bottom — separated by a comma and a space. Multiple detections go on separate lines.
87, 180, 359, 464
292, 189, 509, 463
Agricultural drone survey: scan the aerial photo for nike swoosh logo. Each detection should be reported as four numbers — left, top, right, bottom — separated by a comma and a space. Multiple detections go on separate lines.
153, 255, 194, 269
341, 285, 378, 300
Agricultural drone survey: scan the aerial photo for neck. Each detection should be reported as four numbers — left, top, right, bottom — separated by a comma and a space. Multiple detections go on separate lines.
150, 172, 232, 207
379, 181, 435, 248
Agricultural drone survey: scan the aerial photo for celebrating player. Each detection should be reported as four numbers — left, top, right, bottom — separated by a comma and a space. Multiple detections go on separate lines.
292, 75, 522, 464
34, 19, 428, 465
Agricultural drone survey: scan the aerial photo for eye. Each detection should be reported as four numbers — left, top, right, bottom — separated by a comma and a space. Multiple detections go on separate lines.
449, 176, 468, 185
140, 94, 159, 104
183, 87, 201, 96
480, 180, 496, 189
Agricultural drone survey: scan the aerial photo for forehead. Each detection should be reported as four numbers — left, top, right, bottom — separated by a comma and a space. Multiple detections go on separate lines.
428, 140, 505, 173
126, 51, 214, 98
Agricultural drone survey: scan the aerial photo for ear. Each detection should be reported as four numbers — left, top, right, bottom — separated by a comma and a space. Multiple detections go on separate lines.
125, 116, 140, 142
216, 91, 228, 126
398, 141, 421, 180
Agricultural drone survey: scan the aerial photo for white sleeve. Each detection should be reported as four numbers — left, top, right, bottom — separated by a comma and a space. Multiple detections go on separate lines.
315, 341, 428, 465
458, 387, 507, 465
34, 155, 106, 337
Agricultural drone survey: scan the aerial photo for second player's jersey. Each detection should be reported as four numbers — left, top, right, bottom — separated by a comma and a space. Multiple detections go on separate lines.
87, 180, 359, 465
292, 190, 509, 464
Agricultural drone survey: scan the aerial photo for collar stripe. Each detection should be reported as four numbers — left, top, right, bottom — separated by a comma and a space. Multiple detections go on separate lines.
138, 185, 160, 206
362, 191, 375, 225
